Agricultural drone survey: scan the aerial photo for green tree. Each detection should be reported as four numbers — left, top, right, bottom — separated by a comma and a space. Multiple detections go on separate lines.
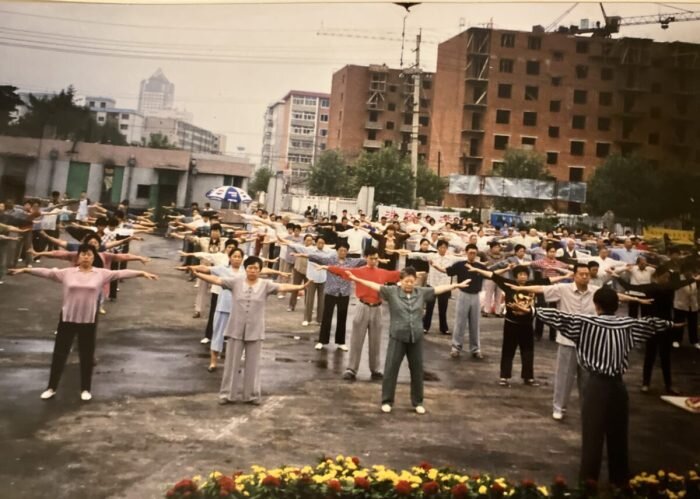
492, 148, 550, 213
147, 132, 176, 149
0, 85, 22, 131
249, 167, 273, 197
353, 147, 414, 207
307, 150, 354, 197
416, 162, 448, 205
12, 86, 90, 140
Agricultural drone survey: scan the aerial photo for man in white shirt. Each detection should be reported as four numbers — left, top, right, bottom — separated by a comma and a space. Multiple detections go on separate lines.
337, 220, 371, 258
627, 255, 655, 318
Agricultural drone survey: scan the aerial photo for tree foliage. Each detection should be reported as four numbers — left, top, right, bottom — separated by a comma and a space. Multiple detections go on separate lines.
147, 132, 176, 149
352, 147, 414, 208
492, 148, 550, 213
416, 162, 448, 205
8, 86, 125, 145
249, 167, 274, 197
0, 85, 22, 131
308, 150, 354, 197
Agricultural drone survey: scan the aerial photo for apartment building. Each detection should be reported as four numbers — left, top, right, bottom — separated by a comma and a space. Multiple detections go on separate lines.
327, 64, 433, 161
87, 97, 145, 145
143, 117, 223, 154
428, 26, 700, 208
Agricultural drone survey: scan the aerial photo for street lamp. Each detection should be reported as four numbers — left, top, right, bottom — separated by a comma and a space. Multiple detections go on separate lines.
478, 176, 486, 223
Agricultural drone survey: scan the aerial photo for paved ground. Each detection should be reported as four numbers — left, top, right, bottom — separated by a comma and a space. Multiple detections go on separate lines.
0, 236, 698, 499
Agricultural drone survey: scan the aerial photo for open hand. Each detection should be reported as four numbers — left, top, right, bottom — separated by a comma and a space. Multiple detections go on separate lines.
141, 272, 159, 280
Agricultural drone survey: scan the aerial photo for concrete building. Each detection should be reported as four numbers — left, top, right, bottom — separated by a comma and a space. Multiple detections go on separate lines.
260, 90, 330, 191
138, 68, 175, 116
326, 64, 434, 161
86, 97, 145, 145
428, 27, 700, 209
0, 136, 253, 210
143, 117, 223, 154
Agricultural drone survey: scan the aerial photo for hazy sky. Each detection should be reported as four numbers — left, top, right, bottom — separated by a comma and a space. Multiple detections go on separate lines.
1, 2, 699, 162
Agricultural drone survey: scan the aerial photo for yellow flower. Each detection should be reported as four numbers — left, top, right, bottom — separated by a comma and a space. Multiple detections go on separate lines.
538, 486, 549, 496
479, 485, 488, 495
659, 470, 666, 478
192, 475, 202, 484
209, 471, 223, 480
679, 491, 686, 498
428, 468, 439, 480
336, 454, 345, 462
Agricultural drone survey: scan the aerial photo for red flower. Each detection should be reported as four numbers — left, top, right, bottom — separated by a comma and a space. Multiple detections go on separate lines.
261, 475, 281, 487
351, 456, 360, 466
492, 482, 506, 493
395, 480, 413, 495
174, 479, 195, 490
166, 490, 175, 498
521, 479, 536, 489
354, 476, 371, 490
218, 476, 236, 493
553, 476, 567, 487
299, 473, 313, 484
422, 480, 440, 495
419, 461, 433, 471
451, 483, 469, 499
327, 479, 342, 493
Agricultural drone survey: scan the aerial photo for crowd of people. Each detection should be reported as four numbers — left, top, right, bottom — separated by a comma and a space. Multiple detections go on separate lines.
3, 197, 700, 485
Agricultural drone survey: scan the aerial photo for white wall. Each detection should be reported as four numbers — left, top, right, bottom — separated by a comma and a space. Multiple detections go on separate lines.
127, 167, 159, 209
191, 174, 224, 207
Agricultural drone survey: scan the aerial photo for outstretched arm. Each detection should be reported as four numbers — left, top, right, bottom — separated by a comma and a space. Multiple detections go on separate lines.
192, 271, 222, 286
39, 230, 68, 248
345, 271, 381, 292
276, 280, 311, 293
506, 283, 546, 294
433, 279, 472, 295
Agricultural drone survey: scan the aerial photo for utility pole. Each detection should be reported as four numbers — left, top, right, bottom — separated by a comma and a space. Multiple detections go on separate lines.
410, 29, 421, 208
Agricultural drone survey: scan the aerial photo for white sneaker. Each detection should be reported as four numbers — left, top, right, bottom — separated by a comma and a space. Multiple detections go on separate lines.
0, 281, 4, 285
693, 343, 700, 350
277, 294, 285, 299
381, 404, 392, 413
415, 405, 426, 415
200, 337, 210, 344
314, 342, 324, 350
672, 341, 680, 348
80, 391, 92, 401
194, 282, 199, 288
40, 389, 56, 400
552, 410, 564, 421
337, 344, 348, 352
99, 307, 106, 315
301, 320, 309, 326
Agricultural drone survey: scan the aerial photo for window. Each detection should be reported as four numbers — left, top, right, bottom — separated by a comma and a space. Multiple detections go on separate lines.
388, 85, 397, 93
384, 140, 393, 147
523, 112, 537, 126
420, 98, 429, 108
569, 167, 584, 182
419, 135, 428, 145
525, 86, 539, 101
601, 67, 614, 81
596, 142, 611, 157
599, 92, 613, 106
496, 109, 510, 124
498, 84, 512, 98
320, 98, 329, 107
388, 102, 396, 111
570, 141, 585, 156
386, 121, 395, 130
491, 161, 505, 174
100, 102, 106, 108
501, 33, 515, 48
576, 65, 588, 79
304, 97, 317, 105
494, 135, 509, 150
121, 113, 129, 120
550, 100, 561, 112
320, 129, 328, 137
551, 76, 562, 86
522, 136, 536, 146
292, 96, 305, 105
648, 133, 660, 145
97, 116, 105, 122
89, 101, 95, 107
546, 152, 558, 165
499, 58, 514, 73
320, 114, 329, 122
553, 51, 564, 61
319, 143, 326, 151
422, 80, 432, 90
120, 124, 129, 130
598, 117, 611, 131
573, 90, 587, 104
548, 126, 560, 138
468, 163, 479, 175
528, 36, 542, 50
526, 60, 540, 75
576, 41, 589, 54
650, 107, 661, 119
367, 129, 377, 140
601, 43, 613, 56
419, 115, 430, 126
136, 185, 151, 199
572, 115, 586, 130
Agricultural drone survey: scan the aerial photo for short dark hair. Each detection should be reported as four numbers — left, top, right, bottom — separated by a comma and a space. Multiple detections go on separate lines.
95, 216, 108, 227
82, 233, 101, 246
419, 238, 430, 246
587, 261, 600, 269
400, 266, 417, 279
315, 235, 326, 243
512, 265, 529, 278
365, 247, 379, 257
335, 241, 349, 250
573, 263, 589, 274
77, 243, 99, 260
546, 243, 559, 252
514, 244, 526, 252
210, 223, 222, 232
224, 238, 238, 248
466, 243, 478, 252
436, 240, 449, 249
243, 256, 263, 269
593, 287, 619, 315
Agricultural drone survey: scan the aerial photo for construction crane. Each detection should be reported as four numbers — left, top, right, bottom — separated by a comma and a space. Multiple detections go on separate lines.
563, 3, 700, 37
545, 3, 579, 32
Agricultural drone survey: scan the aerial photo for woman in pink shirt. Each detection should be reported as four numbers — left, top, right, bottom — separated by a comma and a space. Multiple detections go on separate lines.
9, 243, 157, 402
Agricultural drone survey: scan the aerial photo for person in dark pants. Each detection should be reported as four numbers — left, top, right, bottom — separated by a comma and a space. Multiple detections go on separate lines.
672, 262, 700, 349
466, 263, 571, 386
8, 244, 158, 401
531, 287, 681, 486
613, 265, 699, 394
346, 266, 470, 414
307, 241, 365, 350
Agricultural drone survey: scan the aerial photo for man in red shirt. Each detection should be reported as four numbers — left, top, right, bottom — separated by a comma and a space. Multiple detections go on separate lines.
329, 248, 400, 381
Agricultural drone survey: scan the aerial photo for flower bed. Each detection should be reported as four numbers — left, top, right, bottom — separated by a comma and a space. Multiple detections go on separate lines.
165, 456, 699, 499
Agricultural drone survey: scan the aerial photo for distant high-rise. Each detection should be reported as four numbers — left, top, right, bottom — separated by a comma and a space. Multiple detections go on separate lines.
138, 68, 175, 116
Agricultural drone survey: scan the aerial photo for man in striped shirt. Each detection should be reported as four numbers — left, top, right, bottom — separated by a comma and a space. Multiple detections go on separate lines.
530, 287, 679, 487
